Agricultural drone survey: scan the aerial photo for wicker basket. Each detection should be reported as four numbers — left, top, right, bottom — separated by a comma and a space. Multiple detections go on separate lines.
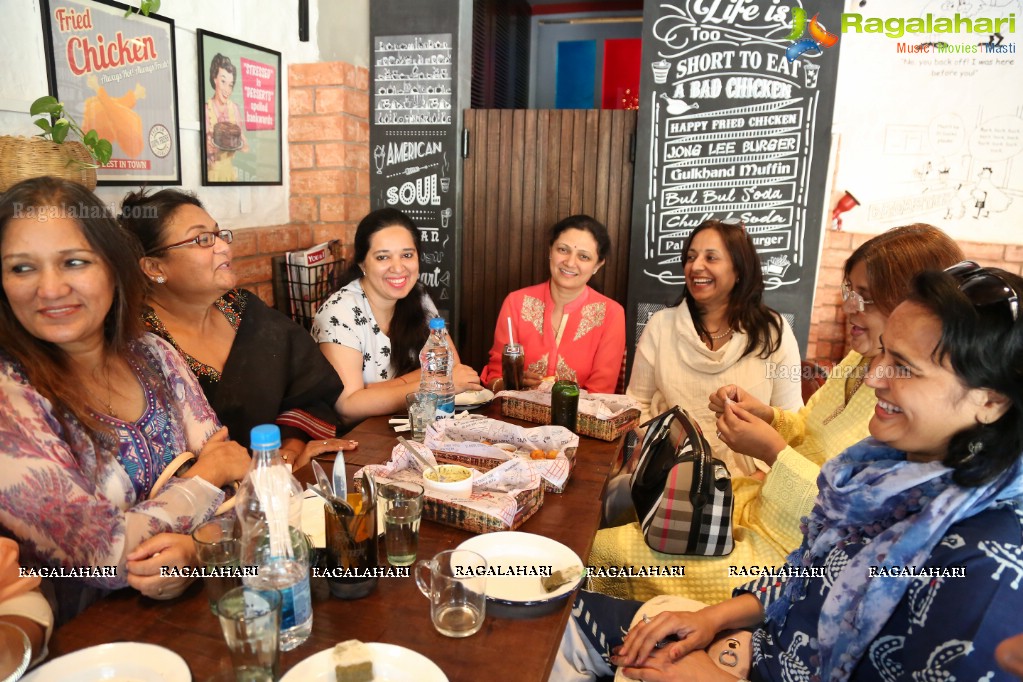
356, 462, 544, 534
501, 396, 640, 442
0, 136, 97, 192
421, 486, 543, 534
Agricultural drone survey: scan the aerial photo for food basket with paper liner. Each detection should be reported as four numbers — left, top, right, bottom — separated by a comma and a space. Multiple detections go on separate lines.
354, 439, 544, 534
498, 388, 641, 441
424, 417, 579, 493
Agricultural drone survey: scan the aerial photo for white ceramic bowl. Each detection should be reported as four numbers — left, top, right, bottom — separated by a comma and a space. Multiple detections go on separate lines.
422, 464, 474, 497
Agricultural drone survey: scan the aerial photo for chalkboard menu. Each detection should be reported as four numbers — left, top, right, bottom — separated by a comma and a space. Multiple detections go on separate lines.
626, 0, 842, 356
370, 3, 461, 323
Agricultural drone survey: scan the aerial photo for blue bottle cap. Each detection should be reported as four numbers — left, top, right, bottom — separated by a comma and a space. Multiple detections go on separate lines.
250, 424, 282, 450
429, 317, 446, 330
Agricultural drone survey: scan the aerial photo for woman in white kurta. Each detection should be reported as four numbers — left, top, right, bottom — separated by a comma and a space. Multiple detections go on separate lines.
628, 220, 803, 476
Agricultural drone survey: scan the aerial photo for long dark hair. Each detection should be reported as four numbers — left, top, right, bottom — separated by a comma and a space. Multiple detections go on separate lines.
341, 208, 429, 375
909, 268, 1023, 486
672, 219, 782, 358
119, 187, 204, 256
844, 223, 963, 316
0, 177, 145, 441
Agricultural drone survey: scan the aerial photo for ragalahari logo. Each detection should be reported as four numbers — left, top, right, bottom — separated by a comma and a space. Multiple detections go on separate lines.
785, 8, 839, 62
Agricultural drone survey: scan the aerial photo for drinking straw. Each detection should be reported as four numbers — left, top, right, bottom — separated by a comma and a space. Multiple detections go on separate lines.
507, 316, 515, 346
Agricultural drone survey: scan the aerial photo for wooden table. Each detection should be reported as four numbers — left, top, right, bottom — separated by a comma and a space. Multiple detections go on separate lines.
48, 403, 623, 681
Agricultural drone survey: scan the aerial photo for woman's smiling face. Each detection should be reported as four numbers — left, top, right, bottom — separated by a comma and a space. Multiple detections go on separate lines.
548, 228, 602, 294
865, 300, 996, 461
1, 214, 114, 355
683, 228, 737, 309
360, 224, 420, 303
844, 260, 888, 359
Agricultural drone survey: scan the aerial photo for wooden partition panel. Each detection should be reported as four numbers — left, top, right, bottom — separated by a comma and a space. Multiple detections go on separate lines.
459, 108, 636, 372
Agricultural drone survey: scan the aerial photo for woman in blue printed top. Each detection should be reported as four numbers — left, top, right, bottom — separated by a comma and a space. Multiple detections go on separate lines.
557, 263, 1023, 682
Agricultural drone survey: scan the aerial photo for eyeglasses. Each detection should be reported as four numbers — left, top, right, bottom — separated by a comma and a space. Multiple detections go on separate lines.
148, 229, 233, 255
945, 260, 1019, 321
841, 280, 874, 313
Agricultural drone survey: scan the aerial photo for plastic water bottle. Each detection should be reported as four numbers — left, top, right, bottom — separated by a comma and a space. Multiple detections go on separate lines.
420, 317, 456, 416
236, 424, 313, 651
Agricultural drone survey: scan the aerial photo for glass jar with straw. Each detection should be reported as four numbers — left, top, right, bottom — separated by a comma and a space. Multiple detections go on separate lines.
501, 316, 524, 390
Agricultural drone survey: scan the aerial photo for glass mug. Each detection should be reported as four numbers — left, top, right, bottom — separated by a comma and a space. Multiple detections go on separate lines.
415, 549, 487, 638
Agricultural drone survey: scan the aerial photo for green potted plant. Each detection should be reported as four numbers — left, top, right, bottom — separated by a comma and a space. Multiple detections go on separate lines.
0, 97, 114, 192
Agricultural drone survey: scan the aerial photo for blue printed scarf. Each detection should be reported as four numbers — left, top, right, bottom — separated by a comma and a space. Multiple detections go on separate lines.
765, 437, 1023, 682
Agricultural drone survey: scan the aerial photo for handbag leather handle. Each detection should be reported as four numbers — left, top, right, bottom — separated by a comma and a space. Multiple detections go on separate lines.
668, 406, 713, 508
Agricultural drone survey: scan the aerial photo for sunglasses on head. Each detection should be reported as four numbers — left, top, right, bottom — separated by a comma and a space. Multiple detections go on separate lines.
944, 260, 1019, 322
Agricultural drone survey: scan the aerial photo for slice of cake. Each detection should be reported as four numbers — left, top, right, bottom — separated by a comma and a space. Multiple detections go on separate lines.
334, 639, 374, 682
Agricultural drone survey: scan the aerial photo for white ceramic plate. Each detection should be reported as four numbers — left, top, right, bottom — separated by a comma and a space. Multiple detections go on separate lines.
22, 643, 189, 682
281, 643, 447, 682
454, 388, 494, 409
457, 531, 584, 605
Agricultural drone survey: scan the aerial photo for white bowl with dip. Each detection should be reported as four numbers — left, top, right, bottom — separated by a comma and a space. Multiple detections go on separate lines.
422, 464, 474, 497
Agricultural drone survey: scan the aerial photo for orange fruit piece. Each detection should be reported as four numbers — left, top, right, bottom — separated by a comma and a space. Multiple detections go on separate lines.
530, 449, 544, 460
546, 449, 559, 459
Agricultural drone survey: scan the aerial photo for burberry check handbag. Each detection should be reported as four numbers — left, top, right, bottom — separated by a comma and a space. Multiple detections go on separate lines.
629, 406, 734, 556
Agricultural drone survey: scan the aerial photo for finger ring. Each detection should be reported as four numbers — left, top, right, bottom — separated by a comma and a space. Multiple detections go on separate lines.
323, 441, 328, 446
282, 453, 289, 462
715, 430, 722, 439
642, 614, 651, 625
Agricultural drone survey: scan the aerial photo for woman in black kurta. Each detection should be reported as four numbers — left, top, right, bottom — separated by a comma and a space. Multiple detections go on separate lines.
121, 188, 356, 466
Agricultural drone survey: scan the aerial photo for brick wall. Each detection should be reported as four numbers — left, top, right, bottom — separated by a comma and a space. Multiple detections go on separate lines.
230, 61, 371, 307
805, 228, 1023, 365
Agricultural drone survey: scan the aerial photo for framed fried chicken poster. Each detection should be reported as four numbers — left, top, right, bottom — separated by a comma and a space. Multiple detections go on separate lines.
197, 30, 282, 186
40, 0, 182, 185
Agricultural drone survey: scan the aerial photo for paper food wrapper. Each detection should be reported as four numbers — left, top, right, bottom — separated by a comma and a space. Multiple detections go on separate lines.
354, 440, 542, 529
424, 417, 578, 490
495, 387, 641, 420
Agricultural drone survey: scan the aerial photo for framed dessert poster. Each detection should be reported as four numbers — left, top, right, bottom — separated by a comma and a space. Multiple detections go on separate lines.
40, 0, 182, 184
197, 30, 282, 185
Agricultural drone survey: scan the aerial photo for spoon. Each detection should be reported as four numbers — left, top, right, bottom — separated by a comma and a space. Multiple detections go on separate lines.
397, 435, 446, 482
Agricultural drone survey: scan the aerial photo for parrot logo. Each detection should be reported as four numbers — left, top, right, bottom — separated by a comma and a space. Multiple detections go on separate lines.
785, 7, 839, 62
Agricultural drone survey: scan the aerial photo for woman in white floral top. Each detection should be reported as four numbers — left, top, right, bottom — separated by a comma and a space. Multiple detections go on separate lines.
312, 208, 481, 421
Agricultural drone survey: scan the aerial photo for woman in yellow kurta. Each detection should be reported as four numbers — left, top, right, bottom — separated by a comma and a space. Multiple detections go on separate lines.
587, 224, 964, 604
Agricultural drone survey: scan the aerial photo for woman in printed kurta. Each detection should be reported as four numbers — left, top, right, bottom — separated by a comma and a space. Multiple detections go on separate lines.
122, 188, 352, 466
481, 215, 625, 394
589, 224, 963, 604
556, 265, 1023, 682
0, 178, 249, 623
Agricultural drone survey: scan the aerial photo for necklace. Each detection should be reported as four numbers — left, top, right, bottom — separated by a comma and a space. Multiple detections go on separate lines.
706, 326, 733, 340
87, 357, 121, 420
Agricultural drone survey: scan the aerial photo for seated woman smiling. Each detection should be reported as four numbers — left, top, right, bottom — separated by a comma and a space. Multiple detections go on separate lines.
558, 263, 1023, 682
627, 218, 803, 477
0, 178, 249, 622
121, 189, 354, 468
312, 208, 481, 421
480, 215, 625, 394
